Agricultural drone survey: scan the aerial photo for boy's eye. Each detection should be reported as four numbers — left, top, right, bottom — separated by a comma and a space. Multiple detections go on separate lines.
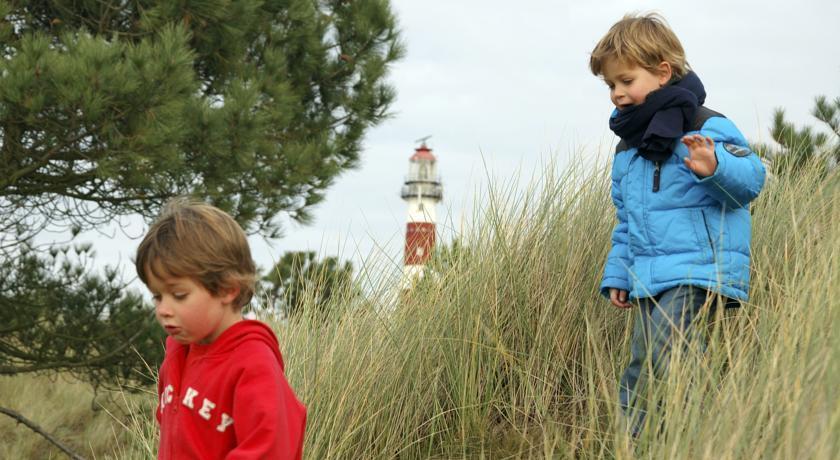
173, 293, 188, 300
151, 294, 162, 303
622, 79, 633, 85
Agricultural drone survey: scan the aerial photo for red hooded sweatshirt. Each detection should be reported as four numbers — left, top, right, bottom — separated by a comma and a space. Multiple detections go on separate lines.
156, 320, 306, 459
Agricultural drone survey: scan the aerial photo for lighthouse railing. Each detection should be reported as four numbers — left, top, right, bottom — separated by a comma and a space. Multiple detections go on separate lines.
400, 183, 443, 200
403, 174, 442, 184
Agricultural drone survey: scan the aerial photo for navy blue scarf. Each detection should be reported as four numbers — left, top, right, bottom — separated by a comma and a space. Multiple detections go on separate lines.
609, 71, 706, 162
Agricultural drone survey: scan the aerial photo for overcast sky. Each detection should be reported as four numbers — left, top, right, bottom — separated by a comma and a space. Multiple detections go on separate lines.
57, 0, 839, 289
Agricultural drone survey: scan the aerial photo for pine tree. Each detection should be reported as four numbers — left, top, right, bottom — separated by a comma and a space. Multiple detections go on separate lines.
1, 0, 404, 236
261, 250, 355, 319
0, 240, 165, 388
759, 95, 840, 174
0, 0, 403, 387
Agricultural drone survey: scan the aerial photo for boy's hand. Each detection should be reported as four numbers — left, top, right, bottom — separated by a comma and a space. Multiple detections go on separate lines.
609, 288, 632, 309
681, 134, 717, 177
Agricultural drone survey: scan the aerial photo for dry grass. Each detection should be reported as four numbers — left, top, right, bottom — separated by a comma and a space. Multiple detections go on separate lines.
0, 373, 156, 459
3, 154, 838, 459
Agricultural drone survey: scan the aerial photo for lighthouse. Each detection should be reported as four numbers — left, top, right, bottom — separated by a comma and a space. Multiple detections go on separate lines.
401, 139, 443, 286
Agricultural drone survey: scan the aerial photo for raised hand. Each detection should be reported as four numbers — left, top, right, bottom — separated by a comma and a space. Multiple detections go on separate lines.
681, 134, 717, 177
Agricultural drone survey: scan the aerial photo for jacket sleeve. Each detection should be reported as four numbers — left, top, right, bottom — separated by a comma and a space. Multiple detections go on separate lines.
226, 344, 307, 460
693, 117, 766, 208
599, 162, 632, 298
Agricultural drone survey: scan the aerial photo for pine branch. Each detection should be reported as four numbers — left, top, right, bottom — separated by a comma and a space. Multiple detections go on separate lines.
0, 406, 87, 460
0, 321, 150, 375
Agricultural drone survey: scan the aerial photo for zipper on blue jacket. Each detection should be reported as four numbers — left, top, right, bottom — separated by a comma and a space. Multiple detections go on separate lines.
652, 161, 661, 192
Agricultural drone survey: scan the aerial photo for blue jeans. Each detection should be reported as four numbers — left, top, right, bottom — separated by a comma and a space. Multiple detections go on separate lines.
618, 285, 711, 435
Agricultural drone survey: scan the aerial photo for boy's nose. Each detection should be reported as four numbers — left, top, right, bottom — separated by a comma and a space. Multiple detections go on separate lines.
155, 301, 173, 318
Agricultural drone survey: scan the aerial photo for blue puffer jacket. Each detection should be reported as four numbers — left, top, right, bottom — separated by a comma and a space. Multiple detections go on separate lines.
600, 111, 766, 301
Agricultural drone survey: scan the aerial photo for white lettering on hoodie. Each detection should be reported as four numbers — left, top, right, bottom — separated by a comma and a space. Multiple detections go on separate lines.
198, 398, 216, 420
165, 385, 235, 431
182, 387, 199, 409
216, 413, 234, 432
160, 384, 174, 411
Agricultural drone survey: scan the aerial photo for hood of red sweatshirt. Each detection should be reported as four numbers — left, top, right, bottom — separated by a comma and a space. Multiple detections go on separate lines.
164, 319, 285, 371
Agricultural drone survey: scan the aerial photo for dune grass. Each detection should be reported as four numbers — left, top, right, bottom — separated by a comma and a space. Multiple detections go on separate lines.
0, 373, 156, 459
280, 156, 840, 458
3, 155, 837, 459
275, 156, 839, 458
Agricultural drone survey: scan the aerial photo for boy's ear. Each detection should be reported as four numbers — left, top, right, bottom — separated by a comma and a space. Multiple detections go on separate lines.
656, 61, 673, 86
219, 284, 241, 306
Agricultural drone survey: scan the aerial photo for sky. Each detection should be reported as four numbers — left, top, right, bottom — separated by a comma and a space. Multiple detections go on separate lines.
49, 0, 839, 291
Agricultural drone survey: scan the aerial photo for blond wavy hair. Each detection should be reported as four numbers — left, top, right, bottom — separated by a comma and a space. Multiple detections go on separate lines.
135, 198, 256, 309
589, 13, 689, 79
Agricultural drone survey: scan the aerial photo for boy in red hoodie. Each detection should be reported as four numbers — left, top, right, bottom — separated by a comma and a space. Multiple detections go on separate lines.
136, 199, 306, 459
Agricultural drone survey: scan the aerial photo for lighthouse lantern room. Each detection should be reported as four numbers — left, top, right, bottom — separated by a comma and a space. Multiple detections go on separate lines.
401, 140, 443, 285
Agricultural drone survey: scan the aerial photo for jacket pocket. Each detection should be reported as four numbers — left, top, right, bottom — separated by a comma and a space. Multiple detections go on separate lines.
692, 208, 715, 263
701, 207, 732, 268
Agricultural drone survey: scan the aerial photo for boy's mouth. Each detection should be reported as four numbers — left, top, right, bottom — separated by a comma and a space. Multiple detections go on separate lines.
164, 325, 181, 335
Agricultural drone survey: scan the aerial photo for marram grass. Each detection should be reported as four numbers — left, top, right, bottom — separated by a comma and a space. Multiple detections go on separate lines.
3, 156, 837, 459
280, 156, 838, 459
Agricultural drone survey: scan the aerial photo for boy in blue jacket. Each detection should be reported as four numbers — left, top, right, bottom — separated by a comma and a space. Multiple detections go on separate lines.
589, 13, 765, 434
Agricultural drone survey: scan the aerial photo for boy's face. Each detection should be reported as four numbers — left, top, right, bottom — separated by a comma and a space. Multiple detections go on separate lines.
146, 268, 242, 345
602, 58, 672, 110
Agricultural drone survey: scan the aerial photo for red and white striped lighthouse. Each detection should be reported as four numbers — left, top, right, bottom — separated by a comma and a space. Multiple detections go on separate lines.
400, 140, 443, 285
